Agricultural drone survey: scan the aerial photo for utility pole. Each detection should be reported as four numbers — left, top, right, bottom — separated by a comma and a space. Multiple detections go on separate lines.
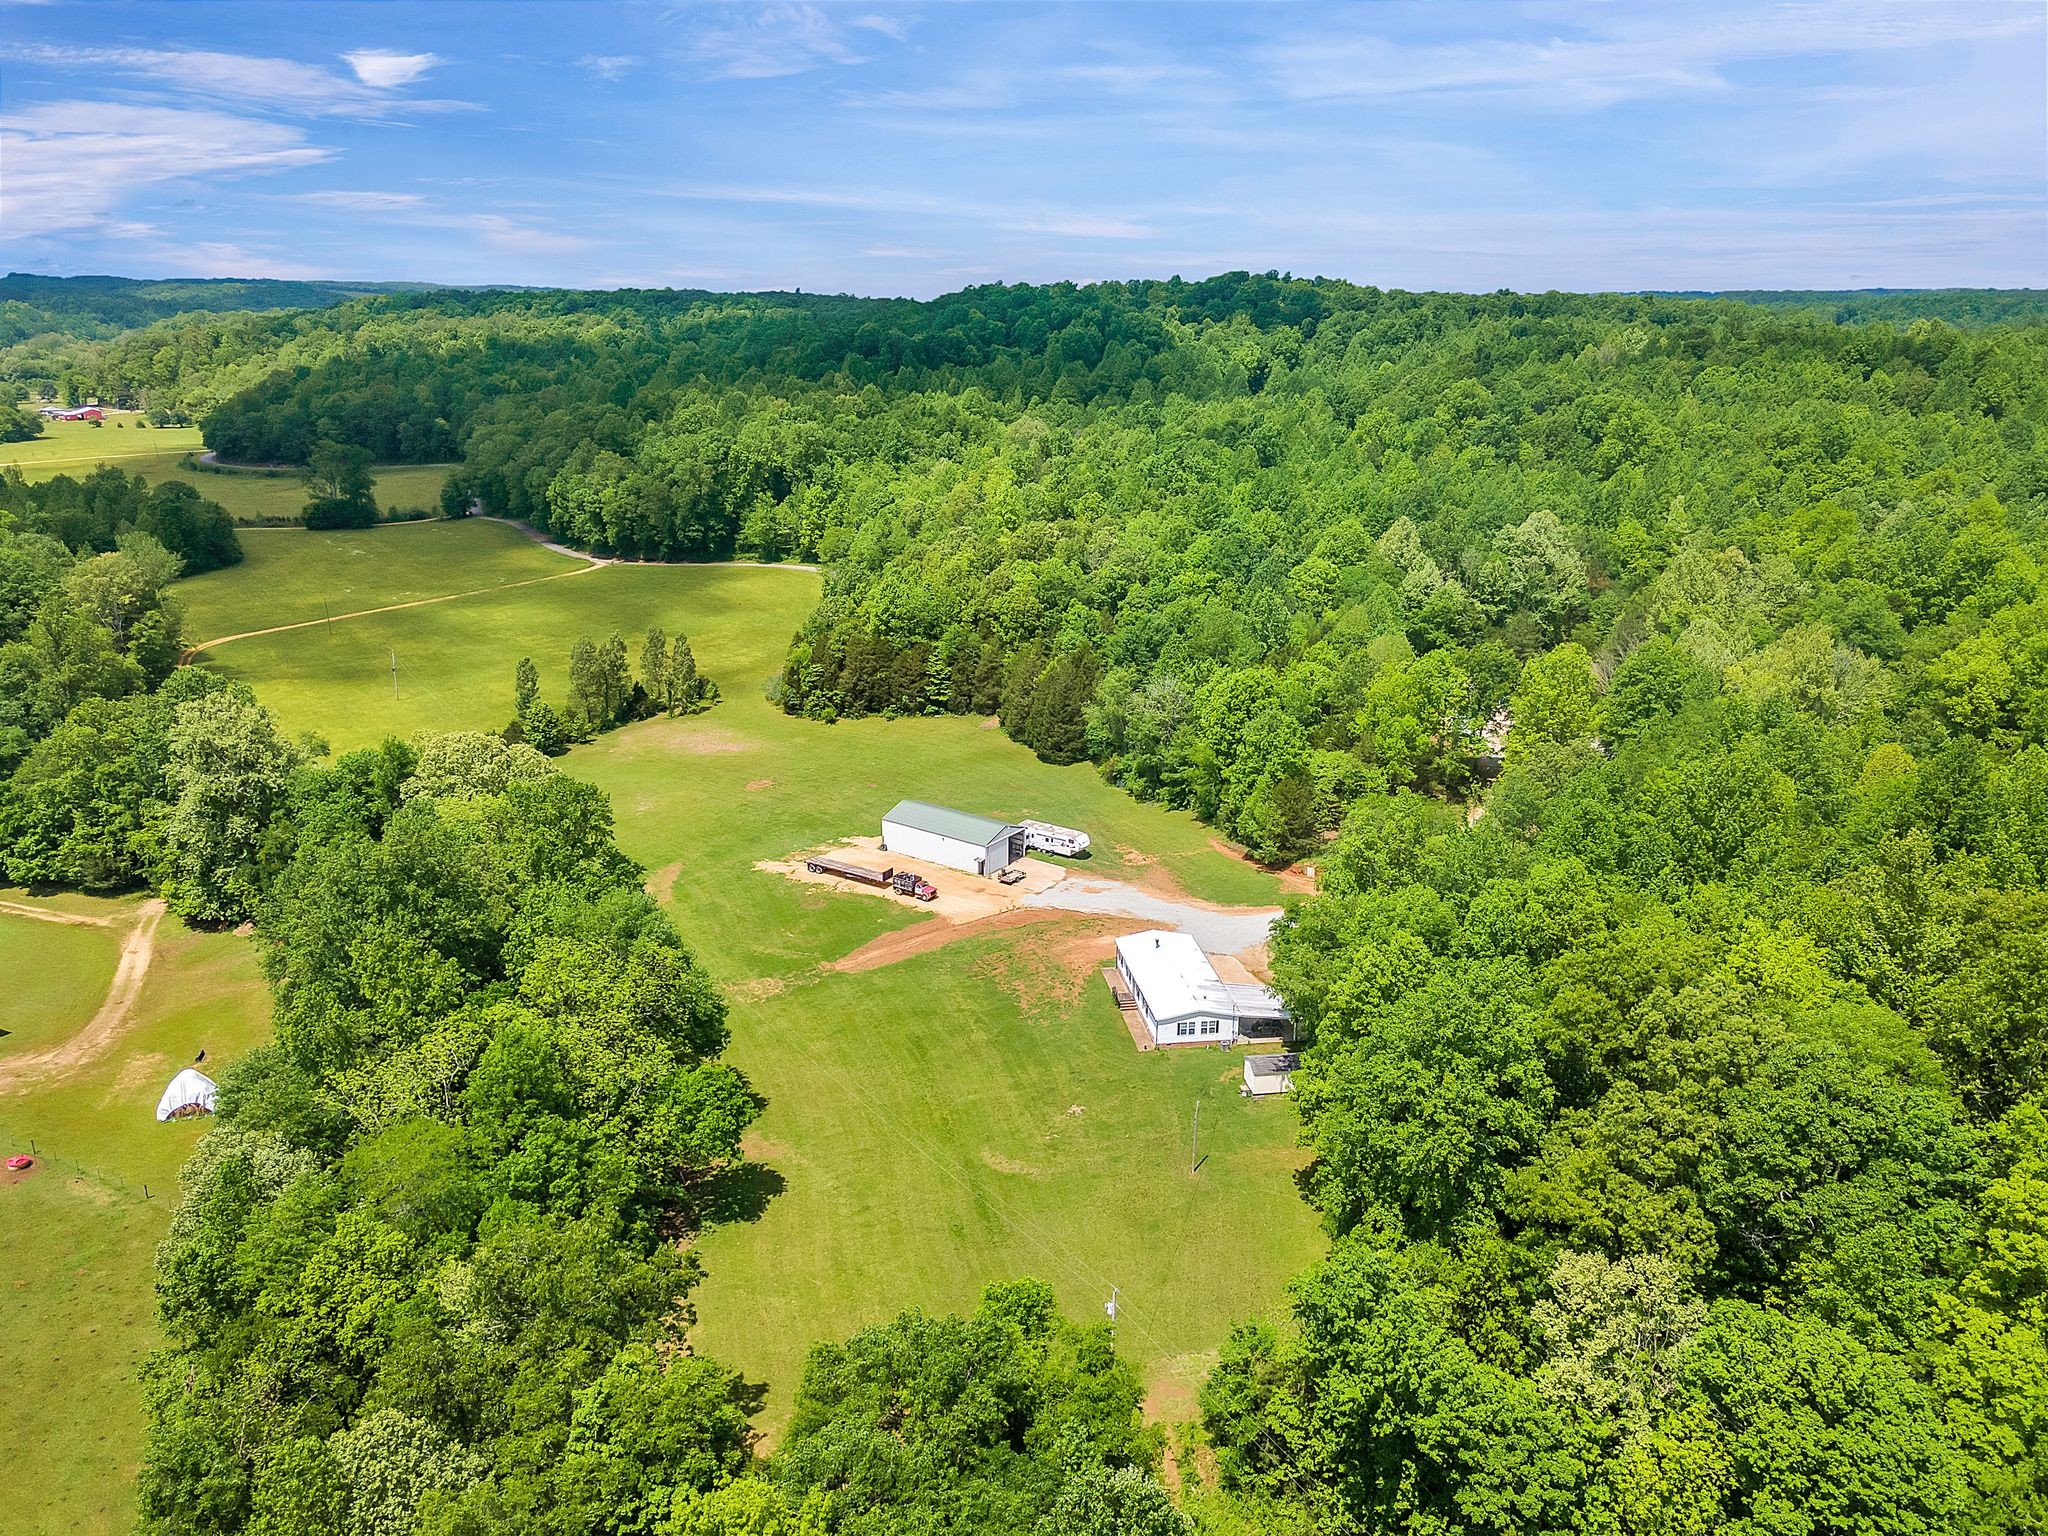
1105, 1286, 1119, 1337
390, 648, 399, 699
1190, 1097, 1201, 1174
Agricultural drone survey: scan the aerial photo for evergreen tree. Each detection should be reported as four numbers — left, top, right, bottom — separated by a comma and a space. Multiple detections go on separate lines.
670, 633, 699, 710
568, 636, 602, 725
514, 655, 539, 716
640, 626, 670, 710
598, 631, 630, 723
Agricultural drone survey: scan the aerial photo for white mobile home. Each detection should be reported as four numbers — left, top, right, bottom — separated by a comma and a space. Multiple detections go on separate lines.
880, 800, 1028, 876
1113, 929, 1294, 1048
1115, 930, 1241, 1045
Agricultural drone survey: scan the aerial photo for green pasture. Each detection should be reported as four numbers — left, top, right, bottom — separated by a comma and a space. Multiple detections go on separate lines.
0, 895, 272, 1536
176, 530, 1319, 1430
577, 696, 1317, 1433
179, 519, 578, 642
188, 556, 820, 758
1, 421, 456, 524
0, 419, 204, 467
0, 911, 123, 1053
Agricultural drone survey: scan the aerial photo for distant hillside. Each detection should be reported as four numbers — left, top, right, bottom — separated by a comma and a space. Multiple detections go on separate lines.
0, 273, 432, 403
0, 272, 414, 335
1674, 287, 2048, 327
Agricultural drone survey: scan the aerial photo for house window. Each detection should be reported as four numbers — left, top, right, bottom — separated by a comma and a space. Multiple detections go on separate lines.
1201, 1020, 1221, 1036
1175, 1021, 1194, 1038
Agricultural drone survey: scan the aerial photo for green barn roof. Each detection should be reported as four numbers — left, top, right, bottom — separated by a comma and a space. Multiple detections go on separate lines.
882, 799, 1017, 845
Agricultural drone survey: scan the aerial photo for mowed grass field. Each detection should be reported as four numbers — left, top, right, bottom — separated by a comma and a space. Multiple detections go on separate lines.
0, 894, 272, 1536
1, 420, 455, 523
179, 519, 581, 641
0, 909, 122, 1052
0, 419, 204, 466
176, 521, 1323, 1433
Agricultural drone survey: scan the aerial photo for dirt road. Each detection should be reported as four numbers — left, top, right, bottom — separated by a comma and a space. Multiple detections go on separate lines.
0, 899, 116, 929
0, 898, 166, 1090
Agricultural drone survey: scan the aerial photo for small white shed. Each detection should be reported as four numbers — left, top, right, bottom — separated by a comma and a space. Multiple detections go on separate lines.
1243, 1053, 1299, 1096
880, 800, 1027, 876
155, 1068, 218, 1121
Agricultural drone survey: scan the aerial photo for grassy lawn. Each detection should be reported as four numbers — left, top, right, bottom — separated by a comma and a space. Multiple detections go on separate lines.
1, 421, 456, 524
176, 537, 1322, 1433
0, 911, 123, 1054
188, 559, 821, 758
0, 420, 204, 467
179, 519, 580, 642
0, 895, 272, 1536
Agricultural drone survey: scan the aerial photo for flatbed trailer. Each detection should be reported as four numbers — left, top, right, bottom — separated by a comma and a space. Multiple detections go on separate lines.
805, 855, 894, 887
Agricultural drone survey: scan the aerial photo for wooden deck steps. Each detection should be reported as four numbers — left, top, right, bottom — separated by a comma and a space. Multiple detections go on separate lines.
1101, 967, 1152, 1051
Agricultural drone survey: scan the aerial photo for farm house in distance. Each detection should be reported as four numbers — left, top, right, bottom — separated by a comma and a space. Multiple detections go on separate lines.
1111, 930, 1292, 1048
880, 800, 1028, 876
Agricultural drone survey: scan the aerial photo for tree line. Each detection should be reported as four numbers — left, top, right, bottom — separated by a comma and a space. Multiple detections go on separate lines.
508, 626, 717, 755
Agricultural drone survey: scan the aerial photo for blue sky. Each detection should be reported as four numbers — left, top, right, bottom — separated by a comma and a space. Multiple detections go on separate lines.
2, 1, 2042, 295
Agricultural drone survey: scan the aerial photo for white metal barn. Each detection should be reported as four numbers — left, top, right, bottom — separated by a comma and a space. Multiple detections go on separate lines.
880, 800, 1028, 876
1114, 930, 1242, 1045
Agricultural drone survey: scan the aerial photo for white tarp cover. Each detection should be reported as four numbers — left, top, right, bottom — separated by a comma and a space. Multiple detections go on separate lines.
155, 1068, 218, 1121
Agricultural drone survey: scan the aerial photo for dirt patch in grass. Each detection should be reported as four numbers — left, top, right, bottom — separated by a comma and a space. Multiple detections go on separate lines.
979, 916, 1144, 1012
674, 729, 752, 755
729, 976, 789, 1001
979, 1147, 1045, 1178
745, 778, 775, 791
827, 906, 1070, 973
762, 837, 1065, 924
1207, 836, 1318, 895
0, 899, 115, 928
1113, 843, 1195, 902
644, 861, 683, 901
741, 1130, 795, 1163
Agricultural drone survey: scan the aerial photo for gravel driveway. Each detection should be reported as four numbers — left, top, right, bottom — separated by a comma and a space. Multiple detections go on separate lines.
1018, 877, 1282, 954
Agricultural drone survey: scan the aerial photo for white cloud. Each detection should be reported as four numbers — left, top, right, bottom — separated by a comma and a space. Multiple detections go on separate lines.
851, 13, 910, 43
268, 190, 586, 255
1006, 214, 1157, 240
134, 239, 333, 280
342, 48, 440, 89
288, 189, 429, 211
472, 214, 590, 254
0, 42, 466, 118
578, 54, 638, 80
679, 3, 882, 79
1259, 1, 2042, 108
0, 100, 331, 237
669, 182, 1156, 239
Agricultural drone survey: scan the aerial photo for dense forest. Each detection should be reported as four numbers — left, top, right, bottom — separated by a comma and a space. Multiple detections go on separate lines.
0, 273, 410, 408
5, 273, 2046, 1532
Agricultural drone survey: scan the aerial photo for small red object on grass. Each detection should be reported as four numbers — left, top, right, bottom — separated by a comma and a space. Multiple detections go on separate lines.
5, 1155, 32, 1171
